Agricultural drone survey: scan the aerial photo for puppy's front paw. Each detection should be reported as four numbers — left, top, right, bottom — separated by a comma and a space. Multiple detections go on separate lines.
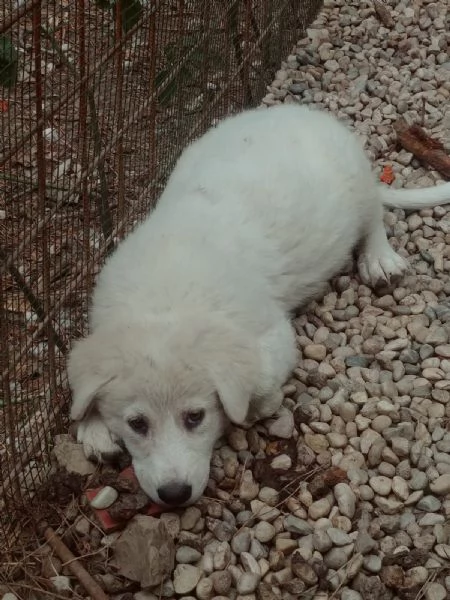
76, 415, 124, 465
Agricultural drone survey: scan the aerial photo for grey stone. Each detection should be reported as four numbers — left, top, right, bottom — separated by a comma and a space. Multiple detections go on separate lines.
416, 495, 441, 512
175, 546, 202, 564
327, 527, 353, 546
173, 565, 202, 595
236, 572, 260, 595
324, 544, 355, 569
284, 515, 313, 535
430, 474, 450, 495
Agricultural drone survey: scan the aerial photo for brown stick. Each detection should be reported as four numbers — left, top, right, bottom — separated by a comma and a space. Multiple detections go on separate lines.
373, 0, 395, 28
394, 119, 450, 180
42, 525, 110, 600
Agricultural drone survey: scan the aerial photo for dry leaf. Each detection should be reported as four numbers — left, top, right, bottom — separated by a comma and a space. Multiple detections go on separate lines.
308, 466, 347, 499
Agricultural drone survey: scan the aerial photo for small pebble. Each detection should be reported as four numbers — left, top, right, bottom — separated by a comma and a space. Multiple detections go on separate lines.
429, 474, 450, 495
254, 521, 276, 542
236, 572, 260, 595
424, 582, 447, 600
176, 546, 202, 564
89, 486, 119, 509
334, 483, 356, 518
173, 565, 202, 594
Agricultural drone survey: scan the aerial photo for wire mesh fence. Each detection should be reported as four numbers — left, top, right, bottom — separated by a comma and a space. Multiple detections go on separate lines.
0, 0, 323, 557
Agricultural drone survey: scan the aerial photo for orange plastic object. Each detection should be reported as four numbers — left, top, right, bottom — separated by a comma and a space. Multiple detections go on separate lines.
380, 164, 395, 185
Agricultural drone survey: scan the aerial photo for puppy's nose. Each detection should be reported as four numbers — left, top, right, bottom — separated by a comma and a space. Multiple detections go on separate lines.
157, 481, 192, 505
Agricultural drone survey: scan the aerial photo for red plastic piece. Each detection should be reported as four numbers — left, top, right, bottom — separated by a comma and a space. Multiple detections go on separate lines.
85, 466, 164, 532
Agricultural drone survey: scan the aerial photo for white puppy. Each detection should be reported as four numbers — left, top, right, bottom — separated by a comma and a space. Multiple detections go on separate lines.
68, 104, 450, 506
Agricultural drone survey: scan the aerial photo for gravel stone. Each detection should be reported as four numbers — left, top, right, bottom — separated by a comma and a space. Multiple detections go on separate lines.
424, 582, 447, 600
267, 410, 295, 439
304, 344, 327, 361
390, 437, 410, 458
334, 483, 356, 518
369, 476, 392, 496
240, 471, 260, 502
254, 521, 276, 543
291, 552, 319, 585
324, 544, 355, 569
181, 507, 202, 531
284, 515, 313, 535
196, 577, 214, 600
236, 572, 260, 595
355, 531, 377, 555
327, 527, 353, 546
417, 496, 441, 512
231, 529, 252, 554
308, 496, 333, 519
434, 544, 450, 559
363, 555, 382, 574
409, 470, 428, 490
212, 570, 232, 595
341, 590, 362, 600
206, 518, 235, 541
213, 542, 231, 570
173, 565, 202, 595
270, 454, 292, 470
241, 551, 261, 575
176, 546, 202, 564
313, 529, 333, 552
391, 476, 409, 501
429, 474, 450, 495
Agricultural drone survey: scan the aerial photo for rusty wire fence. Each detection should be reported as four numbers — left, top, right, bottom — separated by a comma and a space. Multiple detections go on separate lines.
0, 0, 323, 556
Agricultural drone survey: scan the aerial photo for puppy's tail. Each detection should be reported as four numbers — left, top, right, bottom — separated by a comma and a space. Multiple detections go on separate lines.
380, 181, 450, 210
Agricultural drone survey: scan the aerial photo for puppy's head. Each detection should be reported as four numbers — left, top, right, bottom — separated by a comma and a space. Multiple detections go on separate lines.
67, 317, 258, 506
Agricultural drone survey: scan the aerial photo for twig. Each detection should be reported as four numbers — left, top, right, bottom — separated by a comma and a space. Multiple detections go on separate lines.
7, 581, 85, 600
373, 0, 394, 28
231, 453, 250, 497
329, 554, 363, 599
394, 118, 450, 180
420, 96, 426, 127
61, 546, 109, 568
414, 569, 437, 600
41, 524, 110, 600
76, 502, 107, 537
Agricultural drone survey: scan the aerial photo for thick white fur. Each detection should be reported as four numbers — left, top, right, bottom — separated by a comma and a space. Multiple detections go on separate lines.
67, 104, 450, 505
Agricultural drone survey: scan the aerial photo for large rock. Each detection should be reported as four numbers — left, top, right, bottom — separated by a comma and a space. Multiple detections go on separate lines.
112, 515, 175, 587
52, 434, 95, 476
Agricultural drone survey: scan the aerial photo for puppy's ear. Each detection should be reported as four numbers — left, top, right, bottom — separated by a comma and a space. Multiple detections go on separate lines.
67, 333, 117, 421
212, 373, 252, 424
207, 334, 259, 425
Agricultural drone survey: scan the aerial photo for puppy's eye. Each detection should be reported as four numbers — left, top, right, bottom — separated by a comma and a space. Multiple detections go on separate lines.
184, 409, 205, 430
127, 415, 149, 435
